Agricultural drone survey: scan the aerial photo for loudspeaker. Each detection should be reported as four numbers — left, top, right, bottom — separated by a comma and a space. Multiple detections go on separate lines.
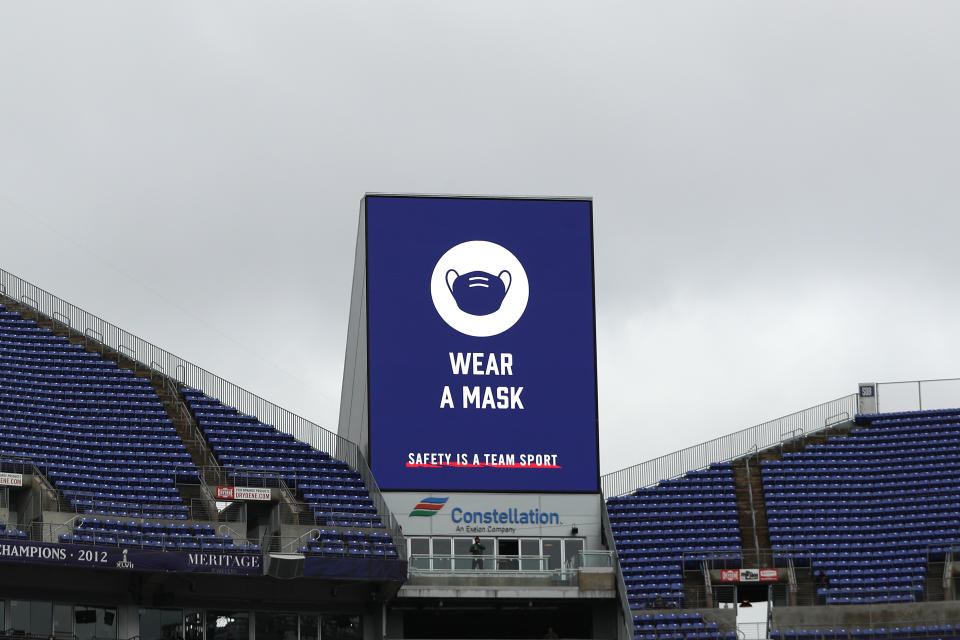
264, 553, 305, 579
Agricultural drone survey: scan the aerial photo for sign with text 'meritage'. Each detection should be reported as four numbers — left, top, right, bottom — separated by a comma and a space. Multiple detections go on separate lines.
365, 195, 599, 493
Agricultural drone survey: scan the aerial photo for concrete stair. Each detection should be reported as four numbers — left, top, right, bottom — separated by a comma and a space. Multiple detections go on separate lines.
734, 456, 771, 567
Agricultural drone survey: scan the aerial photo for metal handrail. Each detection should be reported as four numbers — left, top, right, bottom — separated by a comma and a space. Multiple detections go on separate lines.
825, 412, 849, 426
217, 523, 251, 546
408, 553, 552, 570
37, 488, 243, 524
0, 267, 404, 556
282, 528, 321, 553
602, 500, 635, 640
46, 513, 86, 543
702, 559, 713, 608
279, 505, 388, 530
575, 549, 615, 568
685, 548, 807, 569
601, 394, 858, 497
773, 621, 960, 636
26, 520, 261, 550
744, 446, 761, 566
944, 549, 952, 593
272, 535, 400, 557
787, 556, 797, 595
159, 375, 222, 508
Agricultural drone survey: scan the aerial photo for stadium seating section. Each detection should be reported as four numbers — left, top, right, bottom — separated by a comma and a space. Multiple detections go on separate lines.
0, 305, 201, 525
0, 519, 27, 540
771, 626, 960, 640
58, 518, 259, 551
0, 305, 297, 554
633, 612, 737, 640
606, 462, 741, 609
296, 528, 395, 558
764, 410, 960, 604
180, 388, 398, 558
0, 300, 396, 560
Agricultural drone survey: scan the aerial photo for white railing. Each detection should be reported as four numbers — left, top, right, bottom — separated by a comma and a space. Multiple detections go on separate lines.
876, 377, 960, 414
408, 553, 550, 572
601, 394, 857, 497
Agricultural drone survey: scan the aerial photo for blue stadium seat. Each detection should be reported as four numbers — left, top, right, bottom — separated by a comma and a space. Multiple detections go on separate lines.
179, 386, 397, 555
606, 462, 741, 611
763, 409, 960, 604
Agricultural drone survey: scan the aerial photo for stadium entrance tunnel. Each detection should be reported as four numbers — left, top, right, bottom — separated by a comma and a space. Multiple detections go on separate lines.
392, 599, 607, 639
737, 584, 769, 607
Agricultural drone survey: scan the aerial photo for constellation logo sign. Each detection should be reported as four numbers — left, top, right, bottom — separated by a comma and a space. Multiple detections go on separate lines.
430, 241, 529, 337
386, 492, 602, 537
410, 497, 448, 517
364, 195, 599, 493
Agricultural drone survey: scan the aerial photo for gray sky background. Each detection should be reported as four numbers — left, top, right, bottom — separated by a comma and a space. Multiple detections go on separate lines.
2, 3, 959, 476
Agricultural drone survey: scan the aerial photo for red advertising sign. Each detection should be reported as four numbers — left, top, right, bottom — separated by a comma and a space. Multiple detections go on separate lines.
233, 487, 270, 501
215, 486, 270, 501
719, 568, 779, 582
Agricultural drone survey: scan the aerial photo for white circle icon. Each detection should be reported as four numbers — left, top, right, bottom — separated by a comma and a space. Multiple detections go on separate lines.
430, 241, 529, 337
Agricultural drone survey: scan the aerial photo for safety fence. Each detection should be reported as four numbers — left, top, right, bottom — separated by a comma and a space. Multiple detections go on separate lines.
604, 498, 639, 640
601, 395, 857, 497
770, 624, 960, 640
876, 378, 960, 414
22, 519, 261, 550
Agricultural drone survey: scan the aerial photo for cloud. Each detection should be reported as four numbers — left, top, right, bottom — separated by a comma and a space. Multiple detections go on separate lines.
2, 2, 960, 485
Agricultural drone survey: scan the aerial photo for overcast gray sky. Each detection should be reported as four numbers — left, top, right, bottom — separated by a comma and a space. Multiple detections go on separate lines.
2, 3, 959, 476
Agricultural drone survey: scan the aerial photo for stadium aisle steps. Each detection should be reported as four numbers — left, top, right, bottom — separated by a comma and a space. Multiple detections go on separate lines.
151, 379, 219, 483
733, 456, 771, 559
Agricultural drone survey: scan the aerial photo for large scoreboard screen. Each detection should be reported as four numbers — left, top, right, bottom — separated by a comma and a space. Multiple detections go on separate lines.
365, 195, 599, 493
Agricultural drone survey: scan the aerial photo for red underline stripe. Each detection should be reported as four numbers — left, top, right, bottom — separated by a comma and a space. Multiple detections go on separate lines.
405, 462, 562, 469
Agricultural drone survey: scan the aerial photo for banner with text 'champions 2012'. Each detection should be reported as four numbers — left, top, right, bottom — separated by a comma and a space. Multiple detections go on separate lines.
365, 195, 599, 493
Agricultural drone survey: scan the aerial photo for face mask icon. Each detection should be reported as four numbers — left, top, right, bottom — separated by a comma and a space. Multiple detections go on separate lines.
446, 269, 512, 316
